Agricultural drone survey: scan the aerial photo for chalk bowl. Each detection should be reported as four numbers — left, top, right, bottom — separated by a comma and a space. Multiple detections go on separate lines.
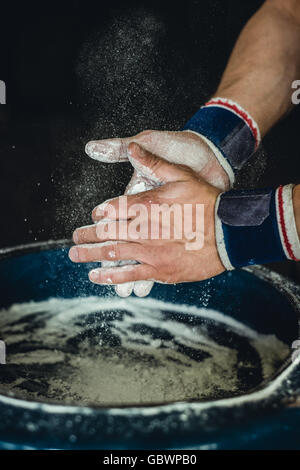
0, 241, 299, 449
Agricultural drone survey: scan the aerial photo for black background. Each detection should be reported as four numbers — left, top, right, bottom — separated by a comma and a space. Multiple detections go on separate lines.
0, 0, 299, 281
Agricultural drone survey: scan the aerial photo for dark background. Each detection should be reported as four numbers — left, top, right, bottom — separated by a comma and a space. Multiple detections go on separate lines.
0, 0, 300, 281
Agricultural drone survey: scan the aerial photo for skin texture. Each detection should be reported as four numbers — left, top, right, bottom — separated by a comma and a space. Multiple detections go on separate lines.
69, 143, 225, 285
215, 0, 300, 136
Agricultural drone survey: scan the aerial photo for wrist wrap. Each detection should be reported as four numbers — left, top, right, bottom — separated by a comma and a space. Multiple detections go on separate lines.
215, 184, 300, 270
183, 97, 261, 186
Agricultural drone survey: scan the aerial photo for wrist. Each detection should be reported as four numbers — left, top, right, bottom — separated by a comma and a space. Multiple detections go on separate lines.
215, 86, 269, 138
215, 184, 300, 270
183, 97, 261, 187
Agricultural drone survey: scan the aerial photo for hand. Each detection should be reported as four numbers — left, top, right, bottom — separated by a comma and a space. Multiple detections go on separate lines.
84, 129, 229, 296
85, 129, 230, 190
69, 143, 225, 286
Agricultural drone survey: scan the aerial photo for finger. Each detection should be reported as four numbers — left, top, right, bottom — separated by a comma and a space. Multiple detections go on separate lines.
113, 170, 155, 298
94, 174, 145, 297
91, 191, 155, 222
88, 141, 158, 297
128, 142, 190, 184
133, 280, 154, 297
73, 220, 131, 244
69, 242, 147, 264
89, 264, 156, 285
101, 260, 135, 297
115, 282, 134, 297
118, 161, 157, 298
115, 171, 156, 297
113, 260, 138, 297
85, 137, 132, 162
84, 130, 157, 164
92, 195, 134, 222
73, 224, 98, 244
91, 199, 115, 222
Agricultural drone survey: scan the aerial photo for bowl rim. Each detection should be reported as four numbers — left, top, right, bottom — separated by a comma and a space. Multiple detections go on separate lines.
0, 240, 299, 424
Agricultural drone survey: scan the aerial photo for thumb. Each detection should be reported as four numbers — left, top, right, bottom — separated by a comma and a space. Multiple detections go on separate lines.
128, 142, 189, 184
85, 136, 133, 163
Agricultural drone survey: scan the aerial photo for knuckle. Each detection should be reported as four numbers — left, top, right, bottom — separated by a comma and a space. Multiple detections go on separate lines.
103, 243, 120, 260
101, 245, 110, 259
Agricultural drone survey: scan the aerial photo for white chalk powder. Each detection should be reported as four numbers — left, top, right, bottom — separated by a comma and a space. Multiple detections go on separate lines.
0, 297, 289, 407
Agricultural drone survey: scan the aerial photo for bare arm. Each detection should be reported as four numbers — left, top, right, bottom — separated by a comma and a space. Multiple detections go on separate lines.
215, 0, 300, 137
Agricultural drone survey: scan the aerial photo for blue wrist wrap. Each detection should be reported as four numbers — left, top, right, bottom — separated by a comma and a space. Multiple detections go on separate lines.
183, 98, 260, 185
215, 185, 300, 270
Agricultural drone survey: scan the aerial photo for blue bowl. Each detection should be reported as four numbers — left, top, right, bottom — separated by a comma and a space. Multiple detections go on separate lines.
0, 240, 299, 450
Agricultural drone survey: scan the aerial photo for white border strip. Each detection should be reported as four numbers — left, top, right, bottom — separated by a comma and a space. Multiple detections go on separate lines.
214, 193, 234, 271
275, 186, 290, 259
276, 185, 300, 260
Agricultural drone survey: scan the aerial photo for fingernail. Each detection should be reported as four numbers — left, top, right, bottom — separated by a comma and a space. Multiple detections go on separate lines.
73, 230, 79, 243
89, 269, 99, 282
85, 141, 106, 158
85, 141, 97, 156
69, 246, 79, 262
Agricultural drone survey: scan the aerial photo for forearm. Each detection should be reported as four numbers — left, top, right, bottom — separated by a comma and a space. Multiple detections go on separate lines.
215, 0, 300, 137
